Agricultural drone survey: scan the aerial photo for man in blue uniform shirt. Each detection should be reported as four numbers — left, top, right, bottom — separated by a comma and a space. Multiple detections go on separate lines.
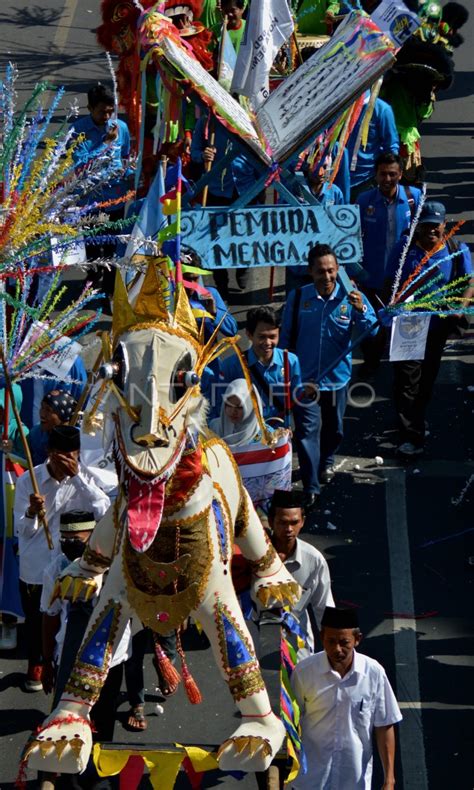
286, 154, 345, 294
336, 93, 399, 201
70, 83, 131, 298
221, 306, 320, 508
385, 201, 473, 456
280, 244, 377, 487
70, 83, 131, 203
191, 113, 261, 299
356, 153, 421, 373
221, 306, 301, 422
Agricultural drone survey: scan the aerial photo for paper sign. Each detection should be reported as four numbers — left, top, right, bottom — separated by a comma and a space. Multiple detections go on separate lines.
389, 314, 430, 361
371, 0, 420, 47
51, 236, 87, 267
38, 336, 83, 379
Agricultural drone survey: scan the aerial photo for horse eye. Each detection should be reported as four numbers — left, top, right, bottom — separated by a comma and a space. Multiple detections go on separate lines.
170, 352, 199, 403
111, 344, 128, 391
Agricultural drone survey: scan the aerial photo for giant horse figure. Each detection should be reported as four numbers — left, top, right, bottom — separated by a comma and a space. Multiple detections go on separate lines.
22, 264, 300, 777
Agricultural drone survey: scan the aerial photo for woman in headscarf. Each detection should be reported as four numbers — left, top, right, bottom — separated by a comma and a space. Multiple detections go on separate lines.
27, 390, 78, 467
0, 384, 29, 461
209, 379, 265, 448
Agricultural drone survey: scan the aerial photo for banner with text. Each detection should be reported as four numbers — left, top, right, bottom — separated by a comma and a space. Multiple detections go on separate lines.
181, 205, 362, 269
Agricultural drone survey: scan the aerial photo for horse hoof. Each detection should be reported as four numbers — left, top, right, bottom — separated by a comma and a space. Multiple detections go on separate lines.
217, 715, 285, 772
21, 713, 92, 775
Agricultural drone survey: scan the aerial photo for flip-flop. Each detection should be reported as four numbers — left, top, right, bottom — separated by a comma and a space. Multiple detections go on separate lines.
127, 705, 148, 731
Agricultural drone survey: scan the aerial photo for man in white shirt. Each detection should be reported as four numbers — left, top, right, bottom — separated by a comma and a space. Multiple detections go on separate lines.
291, 606, 402, 790
14, 426, 110, 691
269, 489, 335, 656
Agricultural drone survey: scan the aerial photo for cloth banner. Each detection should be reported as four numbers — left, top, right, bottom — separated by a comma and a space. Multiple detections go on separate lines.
232, 433, 292, 509
218, 31, 237, 91
231, 0, 294, 108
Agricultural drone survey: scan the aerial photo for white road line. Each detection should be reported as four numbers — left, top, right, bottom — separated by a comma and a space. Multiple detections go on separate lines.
385, 468, 429, 790
52, 0, 79, 54
399, 702, 474, 711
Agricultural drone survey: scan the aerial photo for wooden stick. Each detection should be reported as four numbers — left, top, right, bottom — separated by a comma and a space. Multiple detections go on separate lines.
202, 15, 227, 207
0, 345, 53, 549
201, 128, 215, 208
292, 31, 304, 67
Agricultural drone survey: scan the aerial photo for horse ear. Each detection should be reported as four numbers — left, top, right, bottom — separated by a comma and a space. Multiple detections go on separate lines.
174, 283, 199, 340
134, 261, 169, 323
112, 270, 137, 342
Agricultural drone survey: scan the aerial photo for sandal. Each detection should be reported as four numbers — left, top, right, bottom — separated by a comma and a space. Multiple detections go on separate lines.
127, 705, 148, 731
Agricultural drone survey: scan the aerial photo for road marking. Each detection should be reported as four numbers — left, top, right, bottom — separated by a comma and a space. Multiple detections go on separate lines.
399, 702, 474, 711
52, 0, 79, 54
385, 468, 429, 790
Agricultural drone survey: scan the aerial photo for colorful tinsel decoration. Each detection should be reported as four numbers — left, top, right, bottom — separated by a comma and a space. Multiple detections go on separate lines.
0, 64, 135, 280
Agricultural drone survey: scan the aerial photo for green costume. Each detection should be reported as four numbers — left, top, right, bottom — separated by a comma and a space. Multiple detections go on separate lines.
296, 0, 340, 36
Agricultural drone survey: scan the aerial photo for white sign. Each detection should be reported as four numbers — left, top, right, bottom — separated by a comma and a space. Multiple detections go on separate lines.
371, 0, 420, 48
51, 236, 87, 267
231, 0, 294, 108
156, 35, 271, 163
255, 14, 396, 162
38, 336, 83, 379
389, 314, 430, 361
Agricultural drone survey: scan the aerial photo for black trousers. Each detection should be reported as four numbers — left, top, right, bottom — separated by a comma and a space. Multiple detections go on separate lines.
392, 318, 455, 447
19, 581, 43, 666
359, 286, 386, 369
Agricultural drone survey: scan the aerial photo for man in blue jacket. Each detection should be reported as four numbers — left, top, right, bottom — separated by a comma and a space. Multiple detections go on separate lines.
221, 305, 321, 509
356, 152, 421, 373
191, 113, 261, 299
336, 93, 399, 201
280, 244, 377, 489
385, 201, 473, 456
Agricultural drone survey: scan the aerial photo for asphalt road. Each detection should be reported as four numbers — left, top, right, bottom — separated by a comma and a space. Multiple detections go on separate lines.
0, 3, 473, 789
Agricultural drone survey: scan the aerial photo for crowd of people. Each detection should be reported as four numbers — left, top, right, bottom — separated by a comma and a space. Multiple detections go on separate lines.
0, 1, 472, 788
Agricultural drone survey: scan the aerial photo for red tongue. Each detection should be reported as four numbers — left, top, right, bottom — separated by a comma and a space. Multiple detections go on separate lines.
127, 473, 165, 552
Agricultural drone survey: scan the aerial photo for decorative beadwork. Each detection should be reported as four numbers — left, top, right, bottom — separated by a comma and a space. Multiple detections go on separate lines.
250, 543, 278, 575
64, 600, 121, 705
214, 598, 264, 701
82, 545, 112, 570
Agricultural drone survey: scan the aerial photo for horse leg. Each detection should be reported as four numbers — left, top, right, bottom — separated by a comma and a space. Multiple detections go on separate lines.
22, 554, 132, 775
194, 566, 285, 773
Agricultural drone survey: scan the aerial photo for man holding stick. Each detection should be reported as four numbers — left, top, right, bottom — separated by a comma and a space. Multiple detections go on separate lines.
14, 425, 110, 691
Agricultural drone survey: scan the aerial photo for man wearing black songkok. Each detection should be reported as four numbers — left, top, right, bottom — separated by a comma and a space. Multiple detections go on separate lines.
291, 606, 402, 789
14, 426, 110, 692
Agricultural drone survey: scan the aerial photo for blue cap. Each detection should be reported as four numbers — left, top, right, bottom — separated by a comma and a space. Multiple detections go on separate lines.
419, 201, 446, 225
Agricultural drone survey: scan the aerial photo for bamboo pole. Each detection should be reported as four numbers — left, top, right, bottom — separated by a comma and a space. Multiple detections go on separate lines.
70, 341, 104, 427
202, 16, 227, 207
0, 345, 53, 549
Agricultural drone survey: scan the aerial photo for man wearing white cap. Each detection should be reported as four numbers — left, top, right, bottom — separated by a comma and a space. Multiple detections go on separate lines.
291, 606, 402, 789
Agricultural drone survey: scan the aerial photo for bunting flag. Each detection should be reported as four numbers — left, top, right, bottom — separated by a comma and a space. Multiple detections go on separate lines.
161, 159, 183, 266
